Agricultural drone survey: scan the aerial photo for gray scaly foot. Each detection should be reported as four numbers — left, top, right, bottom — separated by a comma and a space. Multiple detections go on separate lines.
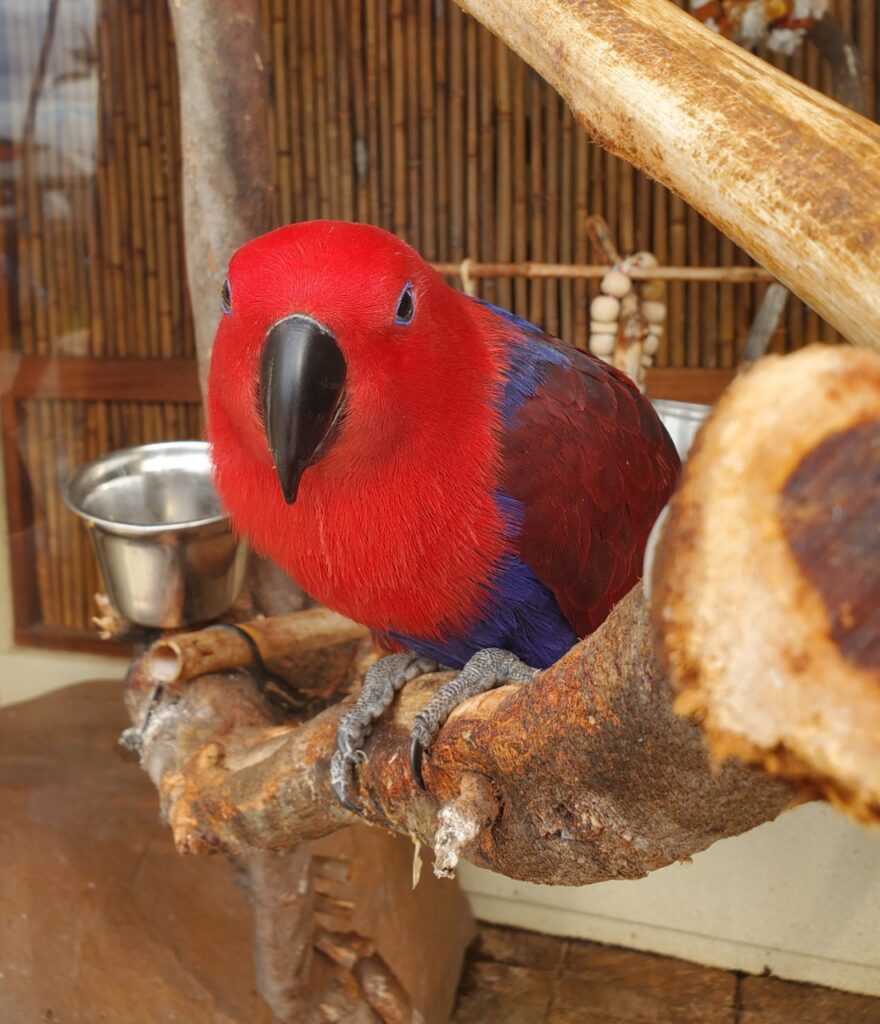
331, 651, 438, 810
409, 648, 537, 789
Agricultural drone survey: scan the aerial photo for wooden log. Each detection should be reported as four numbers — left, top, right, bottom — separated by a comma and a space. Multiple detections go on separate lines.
450, 0, 880, 352
651, 344, 880, 822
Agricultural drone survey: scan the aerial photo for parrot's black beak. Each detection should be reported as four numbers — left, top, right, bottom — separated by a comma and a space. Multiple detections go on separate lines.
260, 315, 347, 504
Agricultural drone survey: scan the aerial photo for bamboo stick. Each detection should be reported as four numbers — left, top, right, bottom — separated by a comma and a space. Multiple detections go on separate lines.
464, 16, 478, 270
377, 0, 393, 226
544, 87, 560, 336
433, 0, 449, 253
299, 0, 319, 218
510, 55, 525, 313
322, 0, 341, 220
348, 0, 369, 222
558, 105, 574, 344
448, 4, 464, 258
419, 0, 436, 257
336, 0, 355, 222
405, 0, 420, 243
528, 68, 543, 324
389, 0, 406, 235
365, 0, 382, 224
494, 37, 512, 310
430, 261, 775, 282
573, 129, 589, 350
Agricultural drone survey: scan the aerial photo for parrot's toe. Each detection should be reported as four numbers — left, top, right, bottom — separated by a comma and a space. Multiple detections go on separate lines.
331, 651, 439, 809
408, 648, 537, 789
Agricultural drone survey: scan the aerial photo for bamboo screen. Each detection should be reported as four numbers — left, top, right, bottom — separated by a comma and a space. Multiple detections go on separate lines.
0, 0, 877, 649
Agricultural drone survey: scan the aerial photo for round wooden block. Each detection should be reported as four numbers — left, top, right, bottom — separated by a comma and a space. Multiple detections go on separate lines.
591, 295, 621, 322
589, 332, 617, 356
641, 300, 667, 324
651, 344, 880, 821
600, 270, 632, 298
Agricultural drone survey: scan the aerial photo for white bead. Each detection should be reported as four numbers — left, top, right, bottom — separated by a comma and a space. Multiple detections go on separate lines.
591, 319, 619, 334
589, 332, 617, 356
643, 333, 661, 355
590, 295, 621, 322
631, 250, 659, 269
600, 270, 632, 298
641, 353, 654, 367
648, 324, 663, 337
641, 300, 667, 324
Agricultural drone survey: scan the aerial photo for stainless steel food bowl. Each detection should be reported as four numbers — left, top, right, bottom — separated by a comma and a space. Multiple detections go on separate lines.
64, 440, 247, 628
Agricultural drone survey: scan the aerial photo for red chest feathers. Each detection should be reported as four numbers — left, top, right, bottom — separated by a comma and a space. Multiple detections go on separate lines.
216, 419, 509, 643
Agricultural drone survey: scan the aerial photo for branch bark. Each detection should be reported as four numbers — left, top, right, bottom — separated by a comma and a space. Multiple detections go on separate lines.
127, 584, 794, 885
451, 0, 880, 351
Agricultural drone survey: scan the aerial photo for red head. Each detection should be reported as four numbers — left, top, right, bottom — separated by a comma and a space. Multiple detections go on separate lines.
208, 220, 501, 505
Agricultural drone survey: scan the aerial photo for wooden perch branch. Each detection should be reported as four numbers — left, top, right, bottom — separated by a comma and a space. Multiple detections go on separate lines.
452, 0, 880, 350
127, 584, 793, 885
651, 344, 880, 822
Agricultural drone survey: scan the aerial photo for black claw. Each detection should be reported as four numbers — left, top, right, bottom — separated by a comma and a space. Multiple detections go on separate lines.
333, 777, 362, 814
410, 736, 427, 790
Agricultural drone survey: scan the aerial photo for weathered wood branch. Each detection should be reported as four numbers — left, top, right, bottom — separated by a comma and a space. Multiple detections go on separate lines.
651, 344, 880, 822
452, 0, 880, 350
127, 583, 794, 884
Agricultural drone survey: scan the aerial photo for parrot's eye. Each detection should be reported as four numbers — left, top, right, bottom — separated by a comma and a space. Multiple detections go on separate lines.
221, 278, 232, 316
394, 283, 415, 326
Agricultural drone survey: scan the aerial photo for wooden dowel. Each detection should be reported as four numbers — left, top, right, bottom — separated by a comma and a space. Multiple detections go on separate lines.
146, 608, 367, 687
430, 261, 775, 282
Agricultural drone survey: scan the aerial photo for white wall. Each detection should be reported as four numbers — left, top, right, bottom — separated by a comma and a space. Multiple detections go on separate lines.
459, 803, 880, 996
2, 456, 879, 996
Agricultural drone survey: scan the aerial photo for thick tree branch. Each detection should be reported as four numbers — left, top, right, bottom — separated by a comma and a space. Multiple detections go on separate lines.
451, 0, 880, 351
168, 0, 272, 395
127, 584, 794, 884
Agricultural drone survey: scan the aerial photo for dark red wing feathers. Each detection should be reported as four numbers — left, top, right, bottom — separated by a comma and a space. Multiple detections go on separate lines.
501, 347, 680, 638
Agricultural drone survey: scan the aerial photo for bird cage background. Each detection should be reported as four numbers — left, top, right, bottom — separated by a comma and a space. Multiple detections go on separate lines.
0, 0, 877, 649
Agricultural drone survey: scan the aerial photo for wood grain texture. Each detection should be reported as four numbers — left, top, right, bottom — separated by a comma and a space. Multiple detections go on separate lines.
452, 0, 880, 351
652, 345, 880, 820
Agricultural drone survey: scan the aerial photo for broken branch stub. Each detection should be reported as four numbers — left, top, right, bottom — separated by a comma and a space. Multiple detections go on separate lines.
651, 344, 880, 822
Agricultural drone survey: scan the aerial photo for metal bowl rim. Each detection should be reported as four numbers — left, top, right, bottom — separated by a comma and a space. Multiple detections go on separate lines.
63, 439, 232, 537
650, 397, 712, 421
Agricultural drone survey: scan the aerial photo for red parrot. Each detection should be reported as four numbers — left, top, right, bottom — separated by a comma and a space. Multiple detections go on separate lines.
207, 221, 679, 806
